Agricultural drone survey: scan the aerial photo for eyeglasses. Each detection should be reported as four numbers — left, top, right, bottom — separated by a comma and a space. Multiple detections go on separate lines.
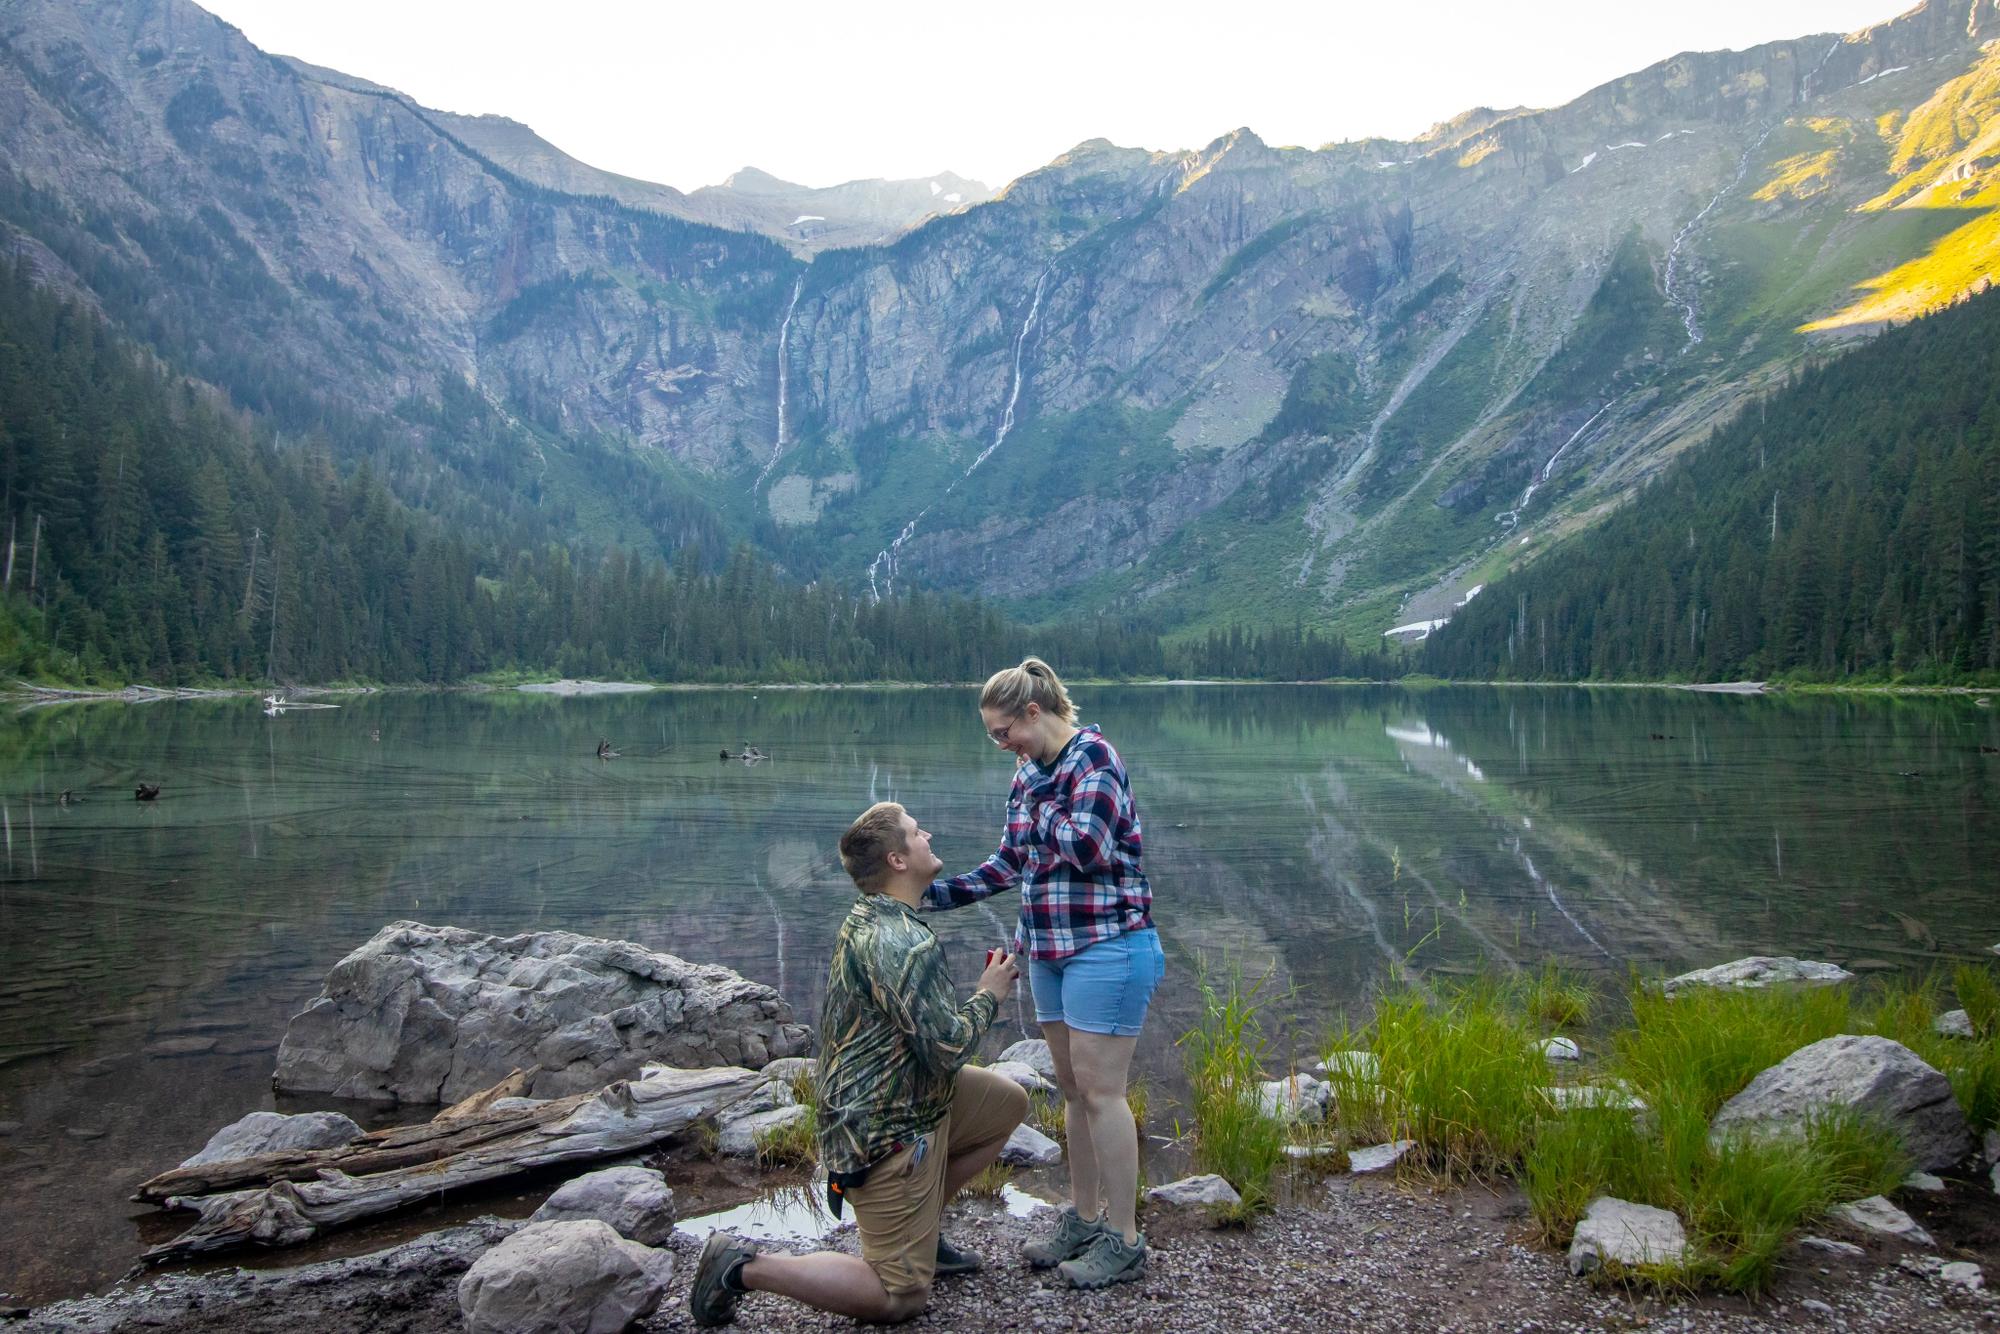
987, 715, 1024, 747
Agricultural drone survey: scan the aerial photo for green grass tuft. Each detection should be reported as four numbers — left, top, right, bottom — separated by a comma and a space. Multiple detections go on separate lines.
964, 1160, 1014, 1198
1517, 961, 1596, 1031
1366, 980, 1547, 1180
1614, 981, 1852, 1117
753, 1104, 819, 1168
1955, 963, 2000, 1039
1178, 967, 1289, 1219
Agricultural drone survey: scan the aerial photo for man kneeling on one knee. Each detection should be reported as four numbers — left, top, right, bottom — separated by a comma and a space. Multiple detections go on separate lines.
691, 801, 1027, 1326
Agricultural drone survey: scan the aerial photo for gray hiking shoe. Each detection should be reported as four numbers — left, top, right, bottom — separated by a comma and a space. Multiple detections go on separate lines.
1022, 1205, 1105, 1269
1057, 1229, 1147, 1289
689, 1230, 758, 1326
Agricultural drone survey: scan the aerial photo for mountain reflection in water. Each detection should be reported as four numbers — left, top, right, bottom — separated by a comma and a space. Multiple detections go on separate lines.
0, 684, 1994, 1302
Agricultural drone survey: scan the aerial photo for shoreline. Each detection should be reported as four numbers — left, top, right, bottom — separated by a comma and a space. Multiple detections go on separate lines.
4, 676, 1995, 703
17, 1175, 1993, 1332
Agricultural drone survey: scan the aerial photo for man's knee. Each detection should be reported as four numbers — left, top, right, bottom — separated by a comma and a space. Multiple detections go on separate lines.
1001, 1077, 1030, 1128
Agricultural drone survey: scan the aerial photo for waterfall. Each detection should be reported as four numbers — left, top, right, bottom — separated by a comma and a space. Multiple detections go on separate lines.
964, 269, 1050, 476
1495, 404, 1609, 531
1663, 39, 1842, 349
754, 277, 804, 489
867, 269, 1053, 601
1662, 125, 1775, 348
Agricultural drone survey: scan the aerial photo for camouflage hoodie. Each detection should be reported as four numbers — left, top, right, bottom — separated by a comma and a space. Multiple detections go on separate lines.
815, 893, 999, 1174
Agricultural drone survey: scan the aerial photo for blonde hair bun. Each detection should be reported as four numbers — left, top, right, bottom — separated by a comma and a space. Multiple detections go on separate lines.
980, 656, 1075, 723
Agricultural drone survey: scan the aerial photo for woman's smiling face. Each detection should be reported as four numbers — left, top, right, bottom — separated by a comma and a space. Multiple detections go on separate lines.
982, 703, 1045, 762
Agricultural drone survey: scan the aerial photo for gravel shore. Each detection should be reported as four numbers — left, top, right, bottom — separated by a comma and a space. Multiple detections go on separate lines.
21, 1175, 1997, 1332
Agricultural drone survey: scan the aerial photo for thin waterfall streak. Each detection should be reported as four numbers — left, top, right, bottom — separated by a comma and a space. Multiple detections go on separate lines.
1663, 122, 1778, 348
866, 269, 1052, 601
965, 268, 1051, 477
26, 800, 35, 876
1801, 38, 1841, 101
3, 802, 11, 872
755, 278, 805, 490
1497, 405, 1611, 529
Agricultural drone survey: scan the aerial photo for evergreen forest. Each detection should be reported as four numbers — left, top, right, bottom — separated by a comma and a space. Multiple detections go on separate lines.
1423, 288, 2000, 684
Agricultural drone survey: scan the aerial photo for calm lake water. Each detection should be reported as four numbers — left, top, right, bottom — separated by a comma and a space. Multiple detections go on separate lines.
1, 684, 1996, 1302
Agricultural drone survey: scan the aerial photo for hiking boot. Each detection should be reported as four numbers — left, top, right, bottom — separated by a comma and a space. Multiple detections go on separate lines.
1021, 1205, 1105, 1269
1057, 1229, 1147, 1289
689, 1230, 758, 1327
935, 1233, 983, 1278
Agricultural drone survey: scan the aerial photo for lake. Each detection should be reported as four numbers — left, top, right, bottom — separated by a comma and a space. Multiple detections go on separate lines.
1, 684, 1995, 1302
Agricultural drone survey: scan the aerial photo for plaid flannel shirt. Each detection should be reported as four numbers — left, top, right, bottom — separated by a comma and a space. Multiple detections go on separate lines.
924, 724, 1153, 960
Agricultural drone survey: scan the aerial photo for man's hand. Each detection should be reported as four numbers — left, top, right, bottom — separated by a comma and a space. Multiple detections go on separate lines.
976, 949, 1020, 1003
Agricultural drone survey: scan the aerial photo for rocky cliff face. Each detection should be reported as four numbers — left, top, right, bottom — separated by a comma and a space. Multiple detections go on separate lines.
3, 0, 1998, 636
0, 0, 800, 475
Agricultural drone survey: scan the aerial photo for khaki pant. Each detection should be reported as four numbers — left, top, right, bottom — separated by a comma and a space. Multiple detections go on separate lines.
845, 1065, 1029, 1295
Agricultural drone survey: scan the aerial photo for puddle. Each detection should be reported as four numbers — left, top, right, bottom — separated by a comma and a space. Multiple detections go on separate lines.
675, 1179, 1053, 1243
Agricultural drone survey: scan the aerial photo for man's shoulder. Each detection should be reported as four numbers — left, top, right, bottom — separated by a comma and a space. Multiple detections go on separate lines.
840, 896, 938, 957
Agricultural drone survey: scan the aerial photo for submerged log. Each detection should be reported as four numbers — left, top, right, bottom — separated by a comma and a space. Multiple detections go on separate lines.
135, 1063, 764, 1263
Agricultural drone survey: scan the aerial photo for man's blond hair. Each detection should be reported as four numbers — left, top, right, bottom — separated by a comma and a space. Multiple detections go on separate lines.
839, 801, 909, 894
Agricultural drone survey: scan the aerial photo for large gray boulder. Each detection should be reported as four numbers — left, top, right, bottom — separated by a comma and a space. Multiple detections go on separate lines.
1660, 957, 1853, 997
1567, 1197, 1690, 1276
530, 1167, 676, 1246
275, 922, 811, 1104
458, 1220, 674, 1334
178, 1110, 362, 1168
1709, 1035, 1973, 1170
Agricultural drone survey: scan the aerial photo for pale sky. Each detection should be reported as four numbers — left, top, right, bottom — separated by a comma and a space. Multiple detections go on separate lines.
199, 0, 1911, 193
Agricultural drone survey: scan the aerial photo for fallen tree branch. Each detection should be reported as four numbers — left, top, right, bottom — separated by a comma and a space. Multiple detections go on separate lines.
135, 1063, 765, 1262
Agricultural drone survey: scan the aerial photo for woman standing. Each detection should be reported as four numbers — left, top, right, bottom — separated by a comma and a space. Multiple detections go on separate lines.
925, 657, 1163, 1289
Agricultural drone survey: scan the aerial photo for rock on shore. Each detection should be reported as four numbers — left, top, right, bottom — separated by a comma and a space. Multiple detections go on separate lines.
1660, 957, 1854, 996
274, 922, 811, 1105
1567, 1197, 1690, 1275
178, 1111, 361, 1167
458, 1220, 674, 1334
1708, 1034, 1973, 1170
529, 1166, 677, 1245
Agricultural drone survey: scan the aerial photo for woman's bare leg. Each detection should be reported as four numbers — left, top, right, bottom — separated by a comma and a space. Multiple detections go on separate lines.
1040, 1020, 1103, 1220
1065, 1030, 1140, 1242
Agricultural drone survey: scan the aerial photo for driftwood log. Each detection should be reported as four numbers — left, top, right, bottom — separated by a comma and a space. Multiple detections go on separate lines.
134, 1063, 765, 1263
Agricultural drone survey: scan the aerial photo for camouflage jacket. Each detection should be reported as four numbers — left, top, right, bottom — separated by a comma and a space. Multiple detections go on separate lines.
815, 893, 999, 1174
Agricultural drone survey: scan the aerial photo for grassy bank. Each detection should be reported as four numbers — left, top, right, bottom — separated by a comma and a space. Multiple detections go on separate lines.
1178, 961, 2000, 1292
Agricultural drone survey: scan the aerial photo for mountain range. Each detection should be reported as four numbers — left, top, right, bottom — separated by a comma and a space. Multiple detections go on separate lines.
2, 0, 1998, 649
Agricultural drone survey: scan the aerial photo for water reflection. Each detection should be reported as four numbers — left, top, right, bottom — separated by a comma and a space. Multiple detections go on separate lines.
0, 685, 1995, 1301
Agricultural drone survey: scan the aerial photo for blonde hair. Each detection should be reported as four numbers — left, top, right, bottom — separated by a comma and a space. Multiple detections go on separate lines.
839, 801, 909, 893
979, 656, 1075, 724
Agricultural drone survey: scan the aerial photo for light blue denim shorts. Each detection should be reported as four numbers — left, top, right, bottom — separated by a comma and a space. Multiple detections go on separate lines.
1027, 928, 1165, 1037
